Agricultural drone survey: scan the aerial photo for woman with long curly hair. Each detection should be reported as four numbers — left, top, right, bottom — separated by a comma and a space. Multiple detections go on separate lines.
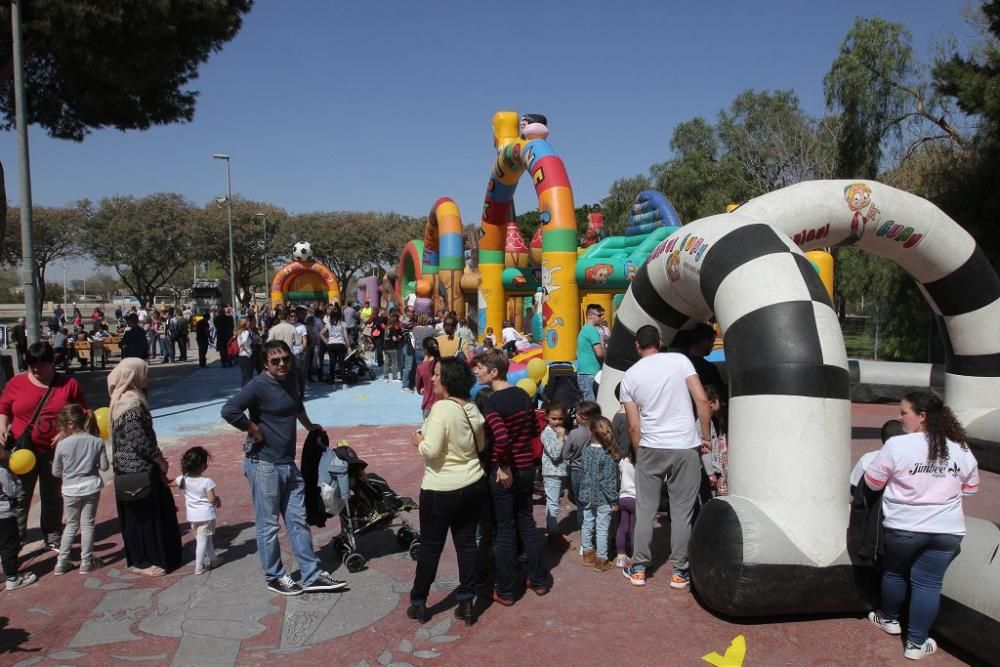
864, 391, 979, 660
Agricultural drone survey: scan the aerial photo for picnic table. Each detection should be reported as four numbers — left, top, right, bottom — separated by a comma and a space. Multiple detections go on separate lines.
71, 336, 121, 370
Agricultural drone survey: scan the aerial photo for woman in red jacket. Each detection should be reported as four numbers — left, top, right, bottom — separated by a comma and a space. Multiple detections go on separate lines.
0, 342, 87, 548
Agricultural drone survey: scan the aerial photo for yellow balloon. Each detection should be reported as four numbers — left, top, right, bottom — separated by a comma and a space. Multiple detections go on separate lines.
94, 407, 111, 440
526, 358, 547, 383
515, 377, 537, 398
8, 449, 36, 476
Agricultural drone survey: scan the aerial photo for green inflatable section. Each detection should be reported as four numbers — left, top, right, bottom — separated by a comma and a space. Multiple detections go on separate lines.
575, 225, 674, 290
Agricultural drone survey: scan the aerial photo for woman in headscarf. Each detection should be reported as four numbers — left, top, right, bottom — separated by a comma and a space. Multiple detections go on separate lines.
108, 358, 181, 576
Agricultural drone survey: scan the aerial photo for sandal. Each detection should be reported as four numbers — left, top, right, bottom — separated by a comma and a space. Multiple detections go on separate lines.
141, 566, 166, 577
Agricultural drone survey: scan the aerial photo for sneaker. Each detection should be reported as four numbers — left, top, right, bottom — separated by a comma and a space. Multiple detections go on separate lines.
80, 556, 101, 575
266, 574, 304, 596
903, 638, 938, 660
868, 610, 902, 636
669, 570, 691, 590
302, 570, 348, 593
46, 540, 60, 553
5, 573, 38, 591
614, 554, 627, 568
623, 562, 646, 587
54, 558, 73, 576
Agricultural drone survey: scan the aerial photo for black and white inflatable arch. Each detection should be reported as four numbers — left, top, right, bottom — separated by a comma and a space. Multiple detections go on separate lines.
596, 180, 999, 662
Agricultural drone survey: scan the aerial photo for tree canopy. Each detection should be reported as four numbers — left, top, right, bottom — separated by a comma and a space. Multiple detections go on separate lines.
82, 193, 197, 307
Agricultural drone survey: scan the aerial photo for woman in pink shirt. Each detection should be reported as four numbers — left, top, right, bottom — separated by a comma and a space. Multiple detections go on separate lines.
864, 391, 979, 661
415, 338, 440, 419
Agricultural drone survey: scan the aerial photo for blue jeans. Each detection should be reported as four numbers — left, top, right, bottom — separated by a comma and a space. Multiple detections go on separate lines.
242, 459, 322, 585
400, 346, 415, 389
570, 467, 583, 532
543, 476, 567, 534
880, 528, 963, 646
577, 374, 595, 402
581, 503, 612, 559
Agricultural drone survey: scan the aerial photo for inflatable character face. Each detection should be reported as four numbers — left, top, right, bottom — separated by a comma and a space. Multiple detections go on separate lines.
666, 251, 682, 283
585, 264, 614, 285
845, 183, 871, 213
519, 113, 549, 141
844, 183, 880, 237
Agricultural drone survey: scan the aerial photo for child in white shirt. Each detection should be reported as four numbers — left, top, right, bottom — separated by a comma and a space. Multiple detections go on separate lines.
175, 446, 222, 575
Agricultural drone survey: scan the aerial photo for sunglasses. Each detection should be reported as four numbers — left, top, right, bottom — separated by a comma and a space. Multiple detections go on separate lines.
267, 355, 291, 366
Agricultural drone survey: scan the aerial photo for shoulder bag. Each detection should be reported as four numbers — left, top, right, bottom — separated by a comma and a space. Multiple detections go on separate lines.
10, 381, 56, 453
115, 469, 153, 502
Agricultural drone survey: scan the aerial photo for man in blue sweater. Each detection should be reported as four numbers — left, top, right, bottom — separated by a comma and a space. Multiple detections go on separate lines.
222, 340, 346, 596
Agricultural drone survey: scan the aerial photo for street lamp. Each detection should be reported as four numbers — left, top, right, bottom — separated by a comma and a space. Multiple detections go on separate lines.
254, 212, 268, 296
212, 153, 238, 311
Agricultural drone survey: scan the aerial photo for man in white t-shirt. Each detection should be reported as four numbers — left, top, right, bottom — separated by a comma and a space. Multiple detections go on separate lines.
619, 325, 711, 590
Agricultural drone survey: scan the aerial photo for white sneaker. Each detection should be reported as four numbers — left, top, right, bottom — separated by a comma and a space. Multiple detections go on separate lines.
614, 554, 627, 568
578, 544, 584, 556
5, 573, 37, 591
903, 638, 937, 660
868, 610, 902, 635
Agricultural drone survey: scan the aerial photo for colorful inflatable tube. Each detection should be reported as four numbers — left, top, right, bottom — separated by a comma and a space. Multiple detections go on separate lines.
480, 111, 579, 362
423, 197, 467, 316
597, 180, 1000, 663
270, 259, 340, 306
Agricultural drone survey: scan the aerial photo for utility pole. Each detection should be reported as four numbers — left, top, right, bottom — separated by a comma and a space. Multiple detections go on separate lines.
11, 0, 39, 342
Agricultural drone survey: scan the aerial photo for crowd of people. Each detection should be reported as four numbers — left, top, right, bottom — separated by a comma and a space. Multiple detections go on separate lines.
0, 298, 982, 661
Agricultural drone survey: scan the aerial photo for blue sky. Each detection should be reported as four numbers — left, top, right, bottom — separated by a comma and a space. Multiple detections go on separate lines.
0, 0, 977, 277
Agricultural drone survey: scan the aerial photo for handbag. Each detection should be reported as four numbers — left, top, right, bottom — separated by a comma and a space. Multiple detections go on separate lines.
11, 382, 56, 453
115, 469, 153, 502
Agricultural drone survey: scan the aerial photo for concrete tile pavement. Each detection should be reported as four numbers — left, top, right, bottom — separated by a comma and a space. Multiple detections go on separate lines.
2, 363, 993, 665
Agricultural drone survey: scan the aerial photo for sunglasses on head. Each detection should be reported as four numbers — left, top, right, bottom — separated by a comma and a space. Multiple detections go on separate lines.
267, 355, 291, 366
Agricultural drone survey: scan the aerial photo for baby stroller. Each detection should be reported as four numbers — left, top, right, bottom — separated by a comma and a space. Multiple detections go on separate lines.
302, 431, 420, 572
337, 348, 376, 384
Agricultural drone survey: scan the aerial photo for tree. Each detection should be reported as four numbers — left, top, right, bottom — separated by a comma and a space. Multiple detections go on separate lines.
83, 194, 196, 307
650, 117, 747, 221
0, 0, 253, 256
279, 212, 396, 291
717, 90, 839, 195
193, 197, 288, 306
824, 17, 967, 179
3, 205, 86, 308
934, 1, 1000, 143
87, 273, 123, 303
600, 174, 652, 234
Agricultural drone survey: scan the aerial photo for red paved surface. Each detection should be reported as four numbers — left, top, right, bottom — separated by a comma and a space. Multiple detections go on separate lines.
1, 406, 995, 666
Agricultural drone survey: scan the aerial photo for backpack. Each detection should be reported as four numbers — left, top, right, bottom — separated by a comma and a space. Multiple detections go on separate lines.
249, 329, 263, 349
226, 335, 239, 357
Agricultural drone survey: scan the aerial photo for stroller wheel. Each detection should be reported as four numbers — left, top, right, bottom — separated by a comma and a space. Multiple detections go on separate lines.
344, 552, 366, 573
396, 527, 415, 548
367, 369, 376, 381
408, 541, 420, 561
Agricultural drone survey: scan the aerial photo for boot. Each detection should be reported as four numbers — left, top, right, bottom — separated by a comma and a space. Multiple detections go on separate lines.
593, 557, 614, 572
581, 549, 596, 566
454, 599, 475, 626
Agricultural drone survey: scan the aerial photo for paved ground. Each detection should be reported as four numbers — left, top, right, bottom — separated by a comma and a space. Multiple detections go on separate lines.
1, 353, 996, 666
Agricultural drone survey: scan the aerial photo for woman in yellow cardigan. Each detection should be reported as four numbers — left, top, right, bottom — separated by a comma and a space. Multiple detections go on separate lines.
408, 357, 486, 626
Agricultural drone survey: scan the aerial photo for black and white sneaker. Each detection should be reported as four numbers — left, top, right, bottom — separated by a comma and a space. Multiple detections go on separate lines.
903, 638, 937, 660
302, 570, 348, 592
266, 574, 303, 596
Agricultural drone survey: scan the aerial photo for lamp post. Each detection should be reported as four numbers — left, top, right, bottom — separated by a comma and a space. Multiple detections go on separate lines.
212, 154, 238, 311
255, 212, 267, 296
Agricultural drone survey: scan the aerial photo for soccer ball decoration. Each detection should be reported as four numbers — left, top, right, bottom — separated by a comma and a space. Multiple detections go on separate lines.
292, 241, 313, 262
